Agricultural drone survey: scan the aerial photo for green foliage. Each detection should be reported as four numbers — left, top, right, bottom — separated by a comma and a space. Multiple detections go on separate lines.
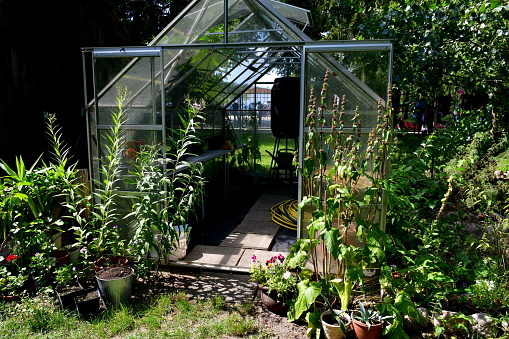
249, 253, 298, 296
0, 112, 84, 286
236, 113, 261, 173
53, 264, 81, 288
72, 86, 128, 261
418, 108, 492, 174
287, 70, 394, 336
356, 0, 509, 127
353, 301, 393, 329
127, 97, 205, 267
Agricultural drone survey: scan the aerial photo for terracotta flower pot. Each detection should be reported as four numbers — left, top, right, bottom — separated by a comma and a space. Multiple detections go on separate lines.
351, 318, 383, 339
51, 250, 70, 268
321, 310, 351, 339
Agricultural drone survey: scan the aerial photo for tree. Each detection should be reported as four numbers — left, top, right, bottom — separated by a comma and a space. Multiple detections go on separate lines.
356, 0, 509, 127
106, 0, 190, 45
283, 0, 391, 40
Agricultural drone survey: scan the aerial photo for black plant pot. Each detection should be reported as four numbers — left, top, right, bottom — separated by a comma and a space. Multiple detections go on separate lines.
74, 288, 104, 316
55, 284, 83, 311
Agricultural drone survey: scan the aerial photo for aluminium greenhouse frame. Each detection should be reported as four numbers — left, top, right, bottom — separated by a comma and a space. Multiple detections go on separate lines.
81, 0, 393, 238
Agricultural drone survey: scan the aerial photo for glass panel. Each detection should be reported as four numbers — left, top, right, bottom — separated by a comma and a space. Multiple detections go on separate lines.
153, 0, 309, 46
305, 52, 386, 130
268, 1, 310, 26
300, 49, 391, 234
96, 56, 163, 126
97, 129, 164, 192
155, 0, 224, 45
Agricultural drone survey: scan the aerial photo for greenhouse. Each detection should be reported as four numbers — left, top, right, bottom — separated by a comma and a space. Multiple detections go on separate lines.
81, 0, 393, 239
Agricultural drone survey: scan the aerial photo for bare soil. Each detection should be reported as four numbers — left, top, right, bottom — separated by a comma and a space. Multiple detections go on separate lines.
75, 289, 99, 303
96, 266, 133, 280
251, 300, 308, 338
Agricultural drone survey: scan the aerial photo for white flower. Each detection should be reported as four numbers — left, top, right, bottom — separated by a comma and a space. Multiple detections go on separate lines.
283, 271, 291, 280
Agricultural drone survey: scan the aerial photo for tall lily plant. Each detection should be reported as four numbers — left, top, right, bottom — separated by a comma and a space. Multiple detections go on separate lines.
127, 97, 205, 266
287, 70, 393, 334
72, 85, 128, 261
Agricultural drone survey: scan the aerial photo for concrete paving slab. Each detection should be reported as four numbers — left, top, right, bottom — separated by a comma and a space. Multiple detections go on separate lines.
250, 194, 292, 211
233, 219, 279, 235
184, 245, 244, 266
219, 233, 274, 250
186, 271, 257, 304
238, 249, 290, 268
243, 209, 272, 221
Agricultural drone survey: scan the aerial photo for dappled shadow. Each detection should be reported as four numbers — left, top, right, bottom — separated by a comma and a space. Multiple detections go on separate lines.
186, 271, 257, 305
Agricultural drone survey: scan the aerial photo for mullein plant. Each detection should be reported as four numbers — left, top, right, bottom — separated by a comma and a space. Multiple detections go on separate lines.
127, 97, 205, 270
287, 69, 394, 336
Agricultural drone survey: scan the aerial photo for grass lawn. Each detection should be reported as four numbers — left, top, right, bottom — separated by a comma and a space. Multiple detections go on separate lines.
236, 130, 298, 176
0, 292, 272, 339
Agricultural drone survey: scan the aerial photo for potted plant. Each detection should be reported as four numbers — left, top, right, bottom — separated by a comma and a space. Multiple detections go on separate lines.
320, 308, 351, 339
286, 70, 393, 337
126, 97, 205, 268
250, 253, 298, 313
96, 265, 134, 307
0, 263, 35, 301
0, 112, 86, 290
94, 254, 130, 272
53, 263, 84, 311
351, 302, 393, 339
236, 110, 262, 188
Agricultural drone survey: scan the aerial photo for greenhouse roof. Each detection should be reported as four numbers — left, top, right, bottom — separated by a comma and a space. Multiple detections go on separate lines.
84, 0, 392, 113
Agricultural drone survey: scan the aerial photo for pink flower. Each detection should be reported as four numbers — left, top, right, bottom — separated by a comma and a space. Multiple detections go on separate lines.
456, 89, 465, 96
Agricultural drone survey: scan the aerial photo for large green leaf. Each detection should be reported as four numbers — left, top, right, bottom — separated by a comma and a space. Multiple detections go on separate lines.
287, 280, 321, 322
395, 292, 424, 325
321, 227, 340, 259
331, 278, 353, 311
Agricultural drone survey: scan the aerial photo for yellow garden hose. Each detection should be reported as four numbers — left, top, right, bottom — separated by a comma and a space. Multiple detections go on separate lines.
271, 199, 298, 231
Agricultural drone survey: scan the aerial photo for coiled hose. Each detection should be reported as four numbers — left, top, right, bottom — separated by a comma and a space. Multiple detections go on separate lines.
270, 199, 298, 230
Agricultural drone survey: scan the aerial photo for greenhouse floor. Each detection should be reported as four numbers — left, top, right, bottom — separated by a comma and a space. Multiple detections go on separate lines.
169, 180, 298, 273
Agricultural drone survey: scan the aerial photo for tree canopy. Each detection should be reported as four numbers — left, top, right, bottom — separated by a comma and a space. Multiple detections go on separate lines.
357, 1, 508, 104
282, 0, 509, 126
106, 0, 189, 45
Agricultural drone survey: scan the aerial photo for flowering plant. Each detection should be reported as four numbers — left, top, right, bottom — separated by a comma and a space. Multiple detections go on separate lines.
54, 264, 81, 288
0, 255, 29, 295
250, 254, 298, 295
